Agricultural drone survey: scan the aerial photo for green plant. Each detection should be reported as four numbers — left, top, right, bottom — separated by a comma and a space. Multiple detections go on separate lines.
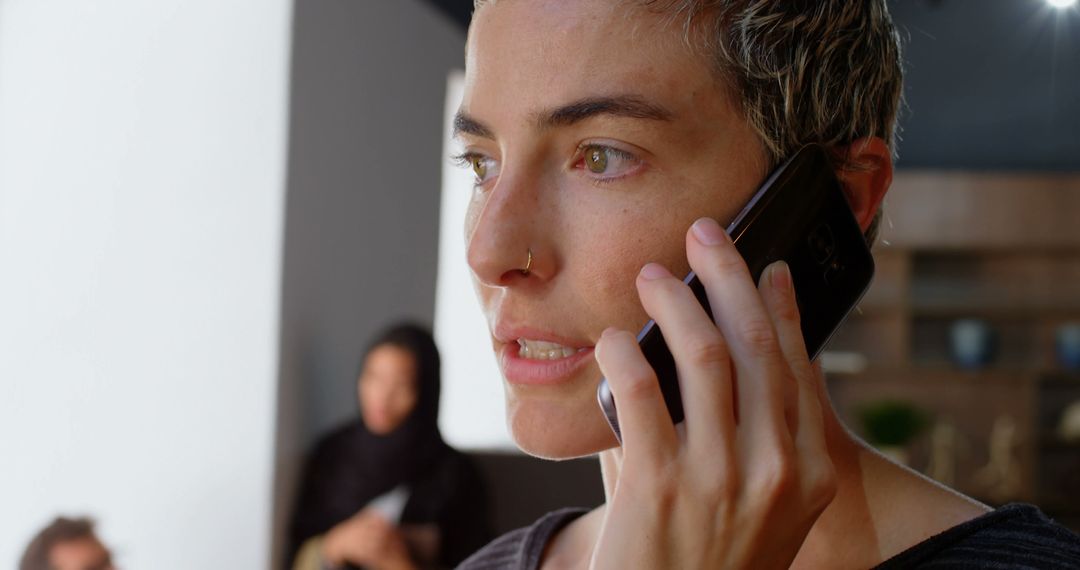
858, 400, 930, 447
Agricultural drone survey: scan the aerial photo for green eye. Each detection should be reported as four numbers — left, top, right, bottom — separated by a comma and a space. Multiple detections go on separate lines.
470, 156, 488, 181
453, 152, 499, 186
584, 146, 608, 174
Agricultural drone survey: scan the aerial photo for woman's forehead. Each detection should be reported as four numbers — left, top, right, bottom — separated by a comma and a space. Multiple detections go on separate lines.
366, 345, 416, 372
462, 0, 726, 133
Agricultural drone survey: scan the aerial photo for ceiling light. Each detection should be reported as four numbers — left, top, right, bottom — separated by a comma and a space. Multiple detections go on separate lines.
1047, 0, 1077, 8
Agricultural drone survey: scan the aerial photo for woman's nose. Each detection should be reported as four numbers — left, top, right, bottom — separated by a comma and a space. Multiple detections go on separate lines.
466, 172, 548, 287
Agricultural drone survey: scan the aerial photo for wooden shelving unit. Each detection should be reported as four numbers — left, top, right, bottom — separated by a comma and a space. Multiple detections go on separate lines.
824, 171, 1080, 529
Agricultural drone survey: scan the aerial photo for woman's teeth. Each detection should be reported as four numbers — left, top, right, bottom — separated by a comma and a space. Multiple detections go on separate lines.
517, 338, 584, 360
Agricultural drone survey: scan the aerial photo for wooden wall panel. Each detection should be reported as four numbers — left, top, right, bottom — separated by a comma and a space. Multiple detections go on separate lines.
880, 172, 1080, 250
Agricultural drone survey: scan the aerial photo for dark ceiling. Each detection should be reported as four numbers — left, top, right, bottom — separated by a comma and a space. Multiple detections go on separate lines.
422, 0, 1080, 170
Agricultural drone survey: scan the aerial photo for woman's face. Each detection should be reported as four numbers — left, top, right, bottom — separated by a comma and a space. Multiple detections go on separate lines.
358, 344, 419, 435
458, 0, 768, 458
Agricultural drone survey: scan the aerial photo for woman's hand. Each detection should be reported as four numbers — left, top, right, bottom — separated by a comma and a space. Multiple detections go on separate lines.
590, 217, 838, 569
322, 510, 416, 570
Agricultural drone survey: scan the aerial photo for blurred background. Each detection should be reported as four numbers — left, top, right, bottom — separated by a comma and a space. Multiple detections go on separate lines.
1, 0, 1078, 568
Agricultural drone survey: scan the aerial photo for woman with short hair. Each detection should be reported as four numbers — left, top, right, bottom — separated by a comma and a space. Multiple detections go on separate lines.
452, 1, 1080, 568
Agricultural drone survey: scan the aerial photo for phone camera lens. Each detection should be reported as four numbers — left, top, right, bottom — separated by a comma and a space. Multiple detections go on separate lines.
808, 223, 836, 264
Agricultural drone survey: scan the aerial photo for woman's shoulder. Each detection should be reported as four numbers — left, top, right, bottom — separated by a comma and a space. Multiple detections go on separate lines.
456, 508, 588, 570
875, 503, 1080, 569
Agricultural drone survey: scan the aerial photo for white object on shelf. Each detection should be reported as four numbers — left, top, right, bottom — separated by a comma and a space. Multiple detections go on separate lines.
820, 351, 869, 374
1059, 401, 1080, 443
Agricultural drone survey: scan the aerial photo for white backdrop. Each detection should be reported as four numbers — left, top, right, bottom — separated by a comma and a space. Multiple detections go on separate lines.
435, 71, 516, 450
0, 1, 291, 567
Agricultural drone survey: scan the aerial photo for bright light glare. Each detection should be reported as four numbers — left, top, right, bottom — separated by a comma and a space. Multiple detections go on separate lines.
1048, 0, 1077, 9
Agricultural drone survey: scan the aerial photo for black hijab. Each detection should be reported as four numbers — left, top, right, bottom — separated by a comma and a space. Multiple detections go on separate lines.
345, 323, 449, 494
289, 323, 453, 563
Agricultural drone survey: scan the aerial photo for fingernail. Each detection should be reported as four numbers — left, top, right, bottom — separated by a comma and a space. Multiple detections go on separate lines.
639, 262, 672, 280
595, 328, 621, 360
770, 260, 792, 293
691, 217, 726, 246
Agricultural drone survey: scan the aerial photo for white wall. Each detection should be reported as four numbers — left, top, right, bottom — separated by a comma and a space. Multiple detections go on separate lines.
0, 1, 292, 568
435, 71, 515, 450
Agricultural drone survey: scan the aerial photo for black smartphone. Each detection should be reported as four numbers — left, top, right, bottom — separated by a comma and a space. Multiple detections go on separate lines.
596, 144, 875, 443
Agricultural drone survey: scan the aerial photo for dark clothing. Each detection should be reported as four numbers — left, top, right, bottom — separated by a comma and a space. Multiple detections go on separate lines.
457, 507, 587, 570
875, 503, 1080, 569
289, 324, 492, 569
290, 421, 492, 569
457, 508, 585, 570
457, 504, 1080, 569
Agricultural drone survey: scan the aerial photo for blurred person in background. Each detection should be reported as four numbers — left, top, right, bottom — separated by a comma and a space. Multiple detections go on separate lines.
289, 323, 491, 570
19, 516, 114, 570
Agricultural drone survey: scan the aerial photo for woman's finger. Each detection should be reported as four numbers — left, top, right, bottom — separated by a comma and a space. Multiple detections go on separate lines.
594, 326, 679, 461
685, 218, 790, 442
758, 261, 806, 434
792, 362, 837, 515
759, 261, 828, 451
759, 261, 815, 381
791, 361, 831, 458
634, 262, 737, 452
760, 268, 835, 507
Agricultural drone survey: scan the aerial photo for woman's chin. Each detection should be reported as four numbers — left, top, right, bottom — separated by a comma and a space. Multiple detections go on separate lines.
505, 390, 619, 460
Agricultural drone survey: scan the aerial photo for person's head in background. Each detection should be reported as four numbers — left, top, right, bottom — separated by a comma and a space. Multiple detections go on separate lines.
19, 517, 114, 570
357, 322, 441, 436
458, 0, 901, 458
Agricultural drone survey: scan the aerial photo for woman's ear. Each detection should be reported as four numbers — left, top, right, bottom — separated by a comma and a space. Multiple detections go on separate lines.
834, 137, 893, 233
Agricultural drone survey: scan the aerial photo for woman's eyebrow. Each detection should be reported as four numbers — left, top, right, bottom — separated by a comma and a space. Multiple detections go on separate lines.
452, 95, 673, 141
453, 112, 494, 139
537, 95, 674, 128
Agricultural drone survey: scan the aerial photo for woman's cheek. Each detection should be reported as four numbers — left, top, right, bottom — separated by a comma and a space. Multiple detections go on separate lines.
572, 216, 680, 323
463, 193, 484, 243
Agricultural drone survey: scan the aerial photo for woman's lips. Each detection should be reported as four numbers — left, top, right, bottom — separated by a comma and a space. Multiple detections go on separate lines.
498, 341, 595, 386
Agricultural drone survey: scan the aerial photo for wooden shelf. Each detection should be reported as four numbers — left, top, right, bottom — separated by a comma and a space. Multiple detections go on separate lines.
907, 305, 1080, 319
878, 171, 1080, 250
827, 170, 1080, 506
1038, 373, 1080, 386
830, 364, 1034, 377
1038, 438, 1080, 451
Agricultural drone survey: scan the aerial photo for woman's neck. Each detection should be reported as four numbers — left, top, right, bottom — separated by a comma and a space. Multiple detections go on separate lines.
592, 394, 988, 569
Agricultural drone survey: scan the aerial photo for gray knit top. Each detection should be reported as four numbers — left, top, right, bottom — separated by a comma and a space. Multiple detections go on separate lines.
458, 503, 1080, 569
